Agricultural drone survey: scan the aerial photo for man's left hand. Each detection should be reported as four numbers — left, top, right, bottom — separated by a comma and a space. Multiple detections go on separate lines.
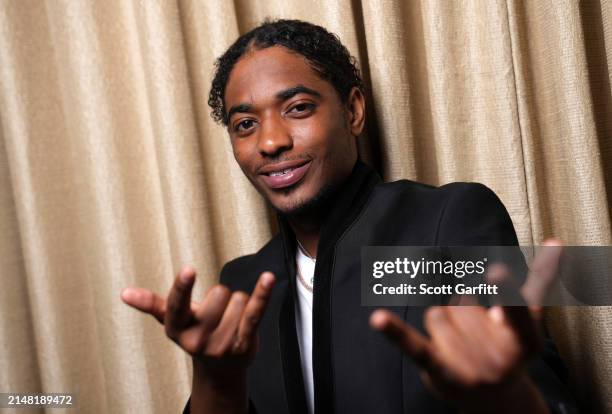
369, 239, 563, 414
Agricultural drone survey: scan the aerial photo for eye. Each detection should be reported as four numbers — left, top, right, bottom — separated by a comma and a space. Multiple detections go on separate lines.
234, 119, 256, 133
288, 102, 315, 115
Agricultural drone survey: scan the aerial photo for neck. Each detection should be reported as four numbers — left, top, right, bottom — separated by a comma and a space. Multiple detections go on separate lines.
282, 159, 366, 259
288, 211, 322, 258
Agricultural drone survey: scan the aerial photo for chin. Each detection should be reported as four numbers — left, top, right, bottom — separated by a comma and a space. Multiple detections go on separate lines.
273, 200, 310, 216
270, 183, 335, 218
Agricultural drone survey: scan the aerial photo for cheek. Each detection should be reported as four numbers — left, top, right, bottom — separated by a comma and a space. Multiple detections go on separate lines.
323, 123, 351, 157
231, 140, 251, 167
295, 122, 336, 155
232, 147, 242, 161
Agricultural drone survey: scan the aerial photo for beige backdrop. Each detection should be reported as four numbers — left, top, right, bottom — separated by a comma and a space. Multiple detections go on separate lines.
0, 0, 610, 413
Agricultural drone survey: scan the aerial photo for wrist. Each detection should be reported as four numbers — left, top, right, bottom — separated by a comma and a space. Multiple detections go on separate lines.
193, 357, 247, 389
190, 358, 248, 414
461, 375, 549, 414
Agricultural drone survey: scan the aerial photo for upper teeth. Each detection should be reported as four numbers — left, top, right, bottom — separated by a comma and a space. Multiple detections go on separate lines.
269, 168, 294, 176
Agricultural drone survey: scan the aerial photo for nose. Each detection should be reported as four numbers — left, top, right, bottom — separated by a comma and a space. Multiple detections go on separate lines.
257, 116, 293, 157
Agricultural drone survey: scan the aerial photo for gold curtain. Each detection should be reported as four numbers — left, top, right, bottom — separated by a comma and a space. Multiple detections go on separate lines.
0, 0, 610, 412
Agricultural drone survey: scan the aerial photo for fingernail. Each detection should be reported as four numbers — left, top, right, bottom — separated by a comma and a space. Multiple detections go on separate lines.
261, 272, 274, 289
121, 288, 136, 302
370, 310, 386, 329
213, 286, 226, 298
180, 269, 194, 284
543, 238, 562, 247
428, 308, 444, 320
489, 306, 505, 324
234, 293, 246, 304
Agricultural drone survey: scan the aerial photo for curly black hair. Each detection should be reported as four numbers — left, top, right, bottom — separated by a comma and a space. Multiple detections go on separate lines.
208, 18, 365, 126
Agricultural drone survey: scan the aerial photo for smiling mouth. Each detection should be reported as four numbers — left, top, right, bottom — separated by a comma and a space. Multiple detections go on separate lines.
268, 168, 297, 177
259, 160, 312, 190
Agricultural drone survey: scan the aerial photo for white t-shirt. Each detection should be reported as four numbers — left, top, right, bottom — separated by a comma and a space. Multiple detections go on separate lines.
295, 246, 315, 414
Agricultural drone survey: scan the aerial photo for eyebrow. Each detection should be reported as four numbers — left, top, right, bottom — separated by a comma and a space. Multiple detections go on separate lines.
226, 103, 252, 122
226, 84, 322, 122
275, 84, 322, 101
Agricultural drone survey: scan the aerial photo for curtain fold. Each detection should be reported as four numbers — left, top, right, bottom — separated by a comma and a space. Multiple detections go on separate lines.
0, 0, 610, 412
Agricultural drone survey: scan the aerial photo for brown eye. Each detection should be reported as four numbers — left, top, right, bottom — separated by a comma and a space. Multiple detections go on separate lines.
235, 119, 255, 132
289, 103, 315, 114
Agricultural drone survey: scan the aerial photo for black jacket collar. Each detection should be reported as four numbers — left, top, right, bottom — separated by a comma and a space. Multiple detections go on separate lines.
277, 159, 381, 266
275, 159, 381, 414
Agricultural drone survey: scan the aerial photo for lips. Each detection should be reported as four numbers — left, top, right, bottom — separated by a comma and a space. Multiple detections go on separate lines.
259, 160, 312, 189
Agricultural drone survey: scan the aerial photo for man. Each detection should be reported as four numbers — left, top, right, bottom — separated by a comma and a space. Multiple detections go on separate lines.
121, 19, 575, 414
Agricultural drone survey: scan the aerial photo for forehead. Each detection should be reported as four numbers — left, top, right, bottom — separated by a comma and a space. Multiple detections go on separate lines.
224, 46, 330, 105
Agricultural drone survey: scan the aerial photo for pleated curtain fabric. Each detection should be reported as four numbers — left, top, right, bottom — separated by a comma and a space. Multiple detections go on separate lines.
0, 0, 610, 412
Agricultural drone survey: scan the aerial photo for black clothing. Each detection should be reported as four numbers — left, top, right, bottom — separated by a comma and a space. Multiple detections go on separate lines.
184, 160, 575, 414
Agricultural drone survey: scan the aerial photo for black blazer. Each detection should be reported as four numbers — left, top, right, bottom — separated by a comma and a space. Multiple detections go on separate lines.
184, 160, 575, 414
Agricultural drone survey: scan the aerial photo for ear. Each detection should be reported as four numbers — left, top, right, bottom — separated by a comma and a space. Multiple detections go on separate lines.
344, 86, 366, 137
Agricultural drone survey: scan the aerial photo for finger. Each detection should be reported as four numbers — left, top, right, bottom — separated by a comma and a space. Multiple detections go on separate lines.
209, 291, 249, 355
486, 265, 538, 341
370, 309, 434, 371
455, 293, 478, 306
121, 287, 167, 324
486, 263, 525, 306
521, 239, 563, 306
487, 262, 540, 345
528, 305, 544, 324
164, 266, 197, 330
236, 272, 276, 351
194, 284, 232, 334
502, 307, 541, 351
424, 307, 479, 382
169, 284, 230, 354
179, 291, 248, 355
487, 306, 542, 345
447, 306, 512, 375
491, 302, 541, 356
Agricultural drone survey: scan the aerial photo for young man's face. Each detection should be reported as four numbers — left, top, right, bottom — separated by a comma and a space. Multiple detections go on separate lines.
223, 46, 364, 216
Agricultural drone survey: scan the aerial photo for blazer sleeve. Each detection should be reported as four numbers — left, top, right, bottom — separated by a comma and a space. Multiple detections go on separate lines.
435, 183, 577, 413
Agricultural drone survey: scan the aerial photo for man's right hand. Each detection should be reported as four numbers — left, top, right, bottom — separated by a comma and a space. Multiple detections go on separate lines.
120, 266, 275, 414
